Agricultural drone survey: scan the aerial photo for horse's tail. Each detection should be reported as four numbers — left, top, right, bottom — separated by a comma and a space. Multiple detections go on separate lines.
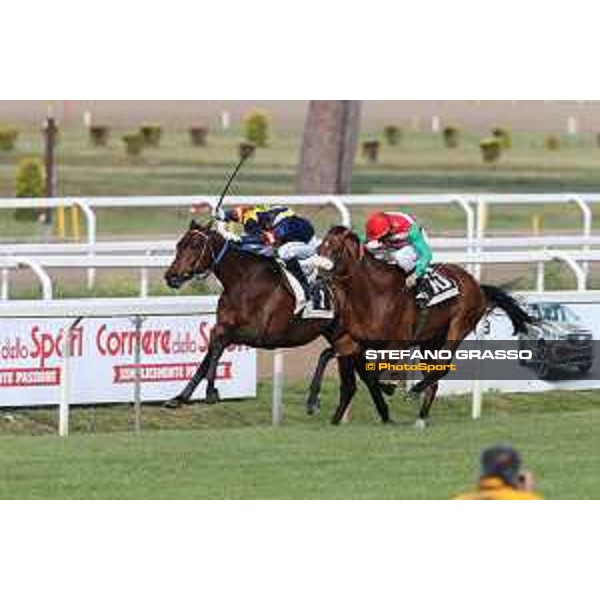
481, 285, 533, 334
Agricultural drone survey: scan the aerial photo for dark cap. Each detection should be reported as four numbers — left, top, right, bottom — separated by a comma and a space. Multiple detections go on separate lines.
480, 444, 522, 487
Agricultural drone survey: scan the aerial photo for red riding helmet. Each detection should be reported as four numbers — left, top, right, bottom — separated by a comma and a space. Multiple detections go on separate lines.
366, 212, 392, 241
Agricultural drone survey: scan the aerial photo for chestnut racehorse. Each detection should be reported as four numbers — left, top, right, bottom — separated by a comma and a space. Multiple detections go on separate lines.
317, 226, 533, 427
164, 220, 391, 423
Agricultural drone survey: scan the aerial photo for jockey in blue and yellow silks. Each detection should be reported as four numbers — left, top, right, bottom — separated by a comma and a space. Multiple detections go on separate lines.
217, 204, 332, 301
224, 205, 313, 247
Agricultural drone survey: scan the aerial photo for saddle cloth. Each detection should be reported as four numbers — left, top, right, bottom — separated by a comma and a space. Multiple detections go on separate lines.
278, 261, 334, 319
422, 268, 460, 307
235, 243, 334, 318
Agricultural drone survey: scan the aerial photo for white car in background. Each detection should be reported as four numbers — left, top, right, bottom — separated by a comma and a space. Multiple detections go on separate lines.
518, 302, 593, 380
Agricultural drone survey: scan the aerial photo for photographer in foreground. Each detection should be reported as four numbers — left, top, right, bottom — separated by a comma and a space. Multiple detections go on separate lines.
454, 444, 543, 500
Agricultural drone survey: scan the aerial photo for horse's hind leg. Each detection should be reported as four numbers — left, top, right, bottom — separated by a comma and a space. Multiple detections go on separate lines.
331, 356, 357, 425
415, 383, 438, 429
408, 331, 465, 425
306, 346, 336, 415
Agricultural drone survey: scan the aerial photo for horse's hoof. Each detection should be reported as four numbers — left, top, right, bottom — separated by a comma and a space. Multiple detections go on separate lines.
382, 418, 396, 425
414, 418, 428, 430
380, 382, 397, 397
205, 390, 220, 405
306, 398, 321, 415
164, 397, 183, 409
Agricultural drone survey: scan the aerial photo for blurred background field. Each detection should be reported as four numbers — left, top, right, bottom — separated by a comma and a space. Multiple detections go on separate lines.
4, 128, 600, 224
3, 101, 600, 242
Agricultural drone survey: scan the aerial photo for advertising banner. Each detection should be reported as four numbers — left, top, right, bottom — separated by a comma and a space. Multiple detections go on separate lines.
0, 315, 256, 407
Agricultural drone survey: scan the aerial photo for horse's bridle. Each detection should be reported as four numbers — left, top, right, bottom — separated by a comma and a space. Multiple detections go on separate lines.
322, 230, 364, 282
186, 229, 229, 280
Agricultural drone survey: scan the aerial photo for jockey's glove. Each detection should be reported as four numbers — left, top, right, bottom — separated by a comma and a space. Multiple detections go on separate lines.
405, 273, 418, 289
311, 255, 334, 271
365, 240, 382, 251
216, 220, 240, 241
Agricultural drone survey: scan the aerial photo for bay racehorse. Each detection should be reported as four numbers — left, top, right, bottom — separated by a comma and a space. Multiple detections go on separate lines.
317, 226, 533, 426
163, 220, 392, 423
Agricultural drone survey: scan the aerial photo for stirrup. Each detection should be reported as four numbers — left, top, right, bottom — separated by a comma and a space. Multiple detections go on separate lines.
415, 287, 429, 307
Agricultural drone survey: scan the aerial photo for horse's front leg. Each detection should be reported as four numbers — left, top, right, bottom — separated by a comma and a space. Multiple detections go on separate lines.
355, 356, 391, 423
331, 355, 358, 425
306, 346, 336, 415
164, 352, 212, 408
204, 334, 229, 404
164, 324, 230, 408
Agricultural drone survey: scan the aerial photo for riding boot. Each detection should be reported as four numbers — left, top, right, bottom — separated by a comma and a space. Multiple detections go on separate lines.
415, 274, 432, 307
285, 257, 313, 303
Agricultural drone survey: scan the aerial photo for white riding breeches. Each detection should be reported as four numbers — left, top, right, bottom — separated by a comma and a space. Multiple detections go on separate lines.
277, 237, 319, 261
277, 237, 332, 282
391, 245, 418, 273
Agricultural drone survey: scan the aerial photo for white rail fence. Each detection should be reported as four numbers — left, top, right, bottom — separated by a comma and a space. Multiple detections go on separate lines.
2, 248, 600, 300
1, 193, 599, 285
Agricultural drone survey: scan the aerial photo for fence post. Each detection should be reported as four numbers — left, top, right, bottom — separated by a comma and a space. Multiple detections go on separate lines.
17, 258, 53, 300
59, 317, 83, 436
571, 196, 591, 277
140, 251, 151, 298
471, 318, 486, 420
74, 200, 97, 290
329, 196, 352, 227
475, 198, 487, 281
59, 332, 71, 437
272, 350, 284, 425
454, 197, 475, 276
133, 315, 144, 434
551, 252, 587, 291
471, 377, 482, 420
1, 269, 8, 300
536, 261, 545, 292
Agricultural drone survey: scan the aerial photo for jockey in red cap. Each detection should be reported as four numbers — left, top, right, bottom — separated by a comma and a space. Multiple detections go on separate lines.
365, 211, 434, 304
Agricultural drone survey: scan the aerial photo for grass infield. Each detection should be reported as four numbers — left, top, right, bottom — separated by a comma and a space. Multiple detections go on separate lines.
0, 382, 598, 499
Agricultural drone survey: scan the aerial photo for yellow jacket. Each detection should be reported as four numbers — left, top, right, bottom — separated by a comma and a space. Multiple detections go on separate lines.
454, 477, 543, 500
